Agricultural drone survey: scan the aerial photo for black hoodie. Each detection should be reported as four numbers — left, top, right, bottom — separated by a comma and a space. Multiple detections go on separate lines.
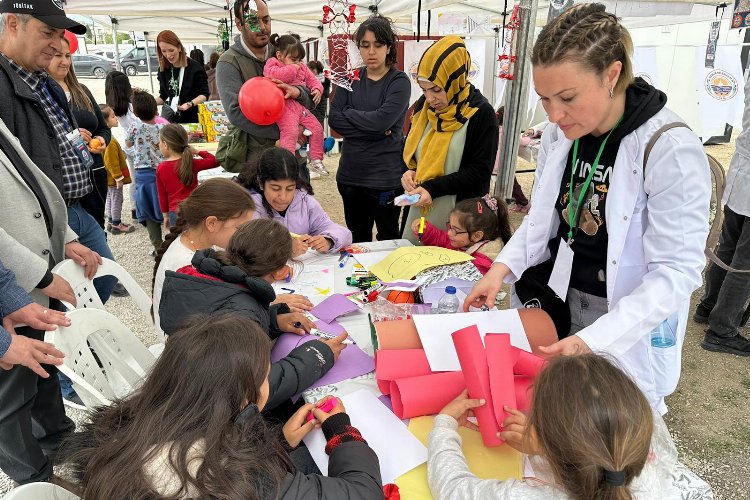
553, 78, 667, 297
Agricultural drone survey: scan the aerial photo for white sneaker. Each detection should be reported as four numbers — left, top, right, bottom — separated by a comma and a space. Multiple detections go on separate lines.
309, 170, 321, 180
303, 128, 313, 137
310, 159, 329, 176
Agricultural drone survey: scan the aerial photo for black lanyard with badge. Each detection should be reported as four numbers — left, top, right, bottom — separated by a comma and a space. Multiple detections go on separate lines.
548, 117, 622, 299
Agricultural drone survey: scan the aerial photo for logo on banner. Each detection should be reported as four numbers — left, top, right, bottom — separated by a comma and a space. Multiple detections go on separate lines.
468, 61, 480, 81
409, 61, 420, 83
733, 14, 743, 27
705, 69, 738, 101
635, 72, 654, 85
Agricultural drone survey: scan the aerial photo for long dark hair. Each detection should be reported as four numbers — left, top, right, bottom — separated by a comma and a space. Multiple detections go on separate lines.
215, 218, 292, 278
237, 147, 313, 218
153, 178, 256, 289
160, 124, 193, 186
59, 314, 294, 499
354, 15, 398, 68
104, 71, 132, 117
453, 196, 513, 244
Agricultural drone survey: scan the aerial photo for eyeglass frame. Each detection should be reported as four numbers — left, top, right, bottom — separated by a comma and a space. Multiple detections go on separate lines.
445, 222, 469, 236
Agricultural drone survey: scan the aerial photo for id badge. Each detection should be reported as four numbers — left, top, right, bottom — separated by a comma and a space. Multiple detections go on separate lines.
66, 129, 94, 169
548, 238, 574, 300
170, 96, 179, 112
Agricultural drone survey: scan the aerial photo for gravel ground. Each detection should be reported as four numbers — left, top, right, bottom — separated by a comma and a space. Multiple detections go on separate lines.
0, 75, 748, 497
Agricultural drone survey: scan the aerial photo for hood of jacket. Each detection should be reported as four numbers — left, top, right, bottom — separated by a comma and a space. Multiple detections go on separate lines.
231, 34, 273, 64
610, 77, 667, 143
189, 248, 277, 303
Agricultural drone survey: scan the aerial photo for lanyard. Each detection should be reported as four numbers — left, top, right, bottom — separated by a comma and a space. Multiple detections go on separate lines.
566, 117, 622, 242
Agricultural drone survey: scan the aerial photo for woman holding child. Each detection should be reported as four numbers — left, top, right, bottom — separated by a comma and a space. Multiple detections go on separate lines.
465, 3, 711, 414
400, 35, 499, 245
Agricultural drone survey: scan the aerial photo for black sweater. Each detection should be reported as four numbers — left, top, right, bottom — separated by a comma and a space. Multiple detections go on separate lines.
157, 57, 210, 124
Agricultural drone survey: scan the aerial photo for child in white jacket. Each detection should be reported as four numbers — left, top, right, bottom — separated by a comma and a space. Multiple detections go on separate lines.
427, 354, 712, 500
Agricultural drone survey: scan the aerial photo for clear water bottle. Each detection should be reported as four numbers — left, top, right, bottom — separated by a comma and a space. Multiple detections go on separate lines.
437, 286, 460, 314
651, 319, 676, 348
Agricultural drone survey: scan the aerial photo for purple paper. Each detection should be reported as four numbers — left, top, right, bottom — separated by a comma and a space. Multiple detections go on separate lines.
310, 293, 359, 323
314, 318, 346, 336
271, 333, 375, 400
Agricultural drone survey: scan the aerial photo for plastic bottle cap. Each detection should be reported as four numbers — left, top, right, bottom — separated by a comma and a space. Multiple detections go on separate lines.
445, 286, 456, 294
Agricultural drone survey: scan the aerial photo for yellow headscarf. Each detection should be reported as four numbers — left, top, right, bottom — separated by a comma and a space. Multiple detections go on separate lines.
403, 36, 481, 184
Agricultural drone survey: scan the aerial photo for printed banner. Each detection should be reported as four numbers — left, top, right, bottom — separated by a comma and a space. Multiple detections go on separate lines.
705, 20, 721, 68
464, 38, 487, 95
732, 0, 750, 29
632, 47, 661, 90
696, 45, 744, 137
403, 40, 435, 106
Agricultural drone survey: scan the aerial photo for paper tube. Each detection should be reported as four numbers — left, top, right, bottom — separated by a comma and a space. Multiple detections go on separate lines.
485, 334, 517, 435
390, 371, 465, 419
514, 376, 534, 412
452, 325, 503, 447
375, 349, 432, 395
511, 346, 546, 378
374, 319, 423, 350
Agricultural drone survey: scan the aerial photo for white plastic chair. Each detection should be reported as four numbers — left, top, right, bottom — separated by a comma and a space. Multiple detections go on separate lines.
1, 482, 80, 500
45, 309, 157, 407
51, 258, 152, 320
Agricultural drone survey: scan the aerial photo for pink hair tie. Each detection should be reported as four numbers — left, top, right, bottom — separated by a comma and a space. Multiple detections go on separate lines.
482, 194, 498, 213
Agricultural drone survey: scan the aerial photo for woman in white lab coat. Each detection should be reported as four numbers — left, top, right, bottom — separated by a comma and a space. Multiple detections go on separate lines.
465, 3, 711, 414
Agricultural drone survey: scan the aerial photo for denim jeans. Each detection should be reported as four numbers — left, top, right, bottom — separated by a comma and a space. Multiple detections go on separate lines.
66, 202, 116, 303
698, 206, 750, 338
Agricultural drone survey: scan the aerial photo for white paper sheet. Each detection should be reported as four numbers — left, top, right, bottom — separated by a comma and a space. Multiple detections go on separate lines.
302, 389, 427, 484
352, 251, 390, 271
413, 310, 531, 372
273, 263, 335, 302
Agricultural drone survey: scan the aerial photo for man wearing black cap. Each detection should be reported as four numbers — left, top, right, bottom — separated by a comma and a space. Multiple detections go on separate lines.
0, 0, 104, 487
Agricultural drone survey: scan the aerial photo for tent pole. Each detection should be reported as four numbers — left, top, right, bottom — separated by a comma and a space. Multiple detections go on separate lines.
144, 32, 155, 94
111, 17, 121, 72
494, 0, 538, 203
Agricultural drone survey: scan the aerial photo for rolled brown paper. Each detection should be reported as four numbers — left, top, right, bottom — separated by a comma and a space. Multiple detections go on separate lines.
374, 319, 423, 350
375, 349, 432, 395
517, 308, 558, 355
511, 346, 546, 378
390, 371, 466, 419
514, 376, 534, 412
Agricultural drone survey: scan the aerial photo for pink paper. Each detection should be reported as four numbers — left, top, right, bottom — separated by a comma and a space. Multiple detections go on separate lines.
485, 334, 517, 432
314, 318, 346, 336
511, 346, 546, 378
310, 294, 359, 323
514, 376, 534, 412
452, 325, 503, 447
390, 371, 465, 419
374, 349, 432, 395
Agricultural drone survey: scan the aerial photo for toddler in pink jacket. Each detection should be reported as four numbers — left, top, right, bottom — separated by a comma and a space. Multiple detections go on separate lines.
264, 34, 327, 176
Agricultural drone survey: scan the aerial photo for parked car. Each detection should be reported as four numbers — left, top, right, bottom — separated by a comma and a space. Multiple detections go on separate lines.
120, 46, 159, 76
72, 53, 117, 79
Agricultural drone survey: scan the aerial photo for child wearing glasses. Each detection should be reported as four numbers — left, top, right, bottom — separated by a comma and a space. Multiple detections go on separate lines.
411, 194, 512, 274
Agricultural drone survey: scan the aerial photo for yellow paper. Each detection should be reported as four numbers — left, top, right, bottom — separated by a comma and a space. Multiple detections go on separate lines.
395, 416, 522, 500
368, 246, 472, 282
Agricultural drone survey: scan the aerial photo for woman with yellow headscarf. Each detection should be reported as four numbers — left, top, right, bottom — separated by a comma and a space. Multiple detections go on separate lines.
401, 35, 499, 244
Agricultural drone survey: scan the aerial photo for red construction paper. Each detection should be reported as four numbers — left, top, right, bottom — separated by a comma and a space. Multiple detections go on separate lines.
452, 325, 503, 447
514, 376, 534, 412
375, 349, 432, 395
485, 334, 517, 432
390, 371, 465, 419
511, 346, 546, 378
374, 319, 423, 350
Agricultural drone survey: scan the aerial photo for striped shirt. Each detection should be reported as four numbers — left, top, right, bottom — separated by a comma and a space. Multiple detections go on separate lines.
0, 53, 91, 200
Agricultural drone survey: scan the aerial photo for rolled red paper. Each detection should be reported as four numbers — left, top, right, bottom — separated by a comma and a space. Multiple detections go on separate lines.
390, 371, 465, 419
452, 325, 503, 447
514, 376, 534, 412
511, 346, 546, 378
485, 333, 517, 433
375, 349, 432, 395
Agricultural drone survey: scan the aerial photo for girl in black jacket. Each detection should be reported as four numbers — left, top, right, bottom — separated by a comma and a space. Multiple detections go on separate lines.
60, 315, 383, 500
160, 218, 348, 410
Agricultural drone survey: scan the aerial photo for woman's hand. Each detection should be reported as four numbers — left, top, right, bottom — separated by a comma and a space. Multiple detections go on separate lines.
292, 237, 309, 258
272, 294, 313, 312
88, 136, 107, 154
439, 390, 484, 431
463, 263, 510, 311
277, 312, 315, 335
498, 407, 540, 455
538, 335, 591, 357
282, 403, 319, 448
409, 187, 432, 207
401, 170, 417, 192
78, 128, 93, 143
302, 235, 332, 253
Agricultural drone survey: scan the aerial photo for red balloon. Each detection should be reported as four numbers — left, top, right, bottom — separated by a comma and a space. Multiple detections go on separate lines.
64, 30, 79, 54
238, 77, 285, 126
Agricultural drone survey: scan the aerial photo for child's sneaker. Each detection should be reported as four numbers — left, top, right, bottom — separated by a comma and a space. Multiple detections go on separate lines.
310, 159, 329, 176
303, 128, 313, 137
110, 223, 136, 235
309, 170, 321, 180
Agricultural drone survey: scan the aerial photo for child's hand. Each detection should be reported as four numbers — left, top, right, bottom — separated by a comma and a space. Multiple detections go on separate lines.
302, 235, 332, 253
163, 218, 171, 231
319, 332, 349, 362
439, 389, 484, 432
292, 236, 309, 257
283, 403, 319, 448
272, 293, 313, 312
498, 407, 540, 455
311, 88, 322, 105
312, 395, 345, 423
277, 312, 315, 335
116, 179, 124, 189
410, 218, 421, 235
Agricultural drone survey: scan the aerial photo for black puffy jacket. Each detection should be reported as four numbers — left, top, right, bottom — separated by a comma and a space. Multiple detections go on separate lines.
159, 249, 334, 409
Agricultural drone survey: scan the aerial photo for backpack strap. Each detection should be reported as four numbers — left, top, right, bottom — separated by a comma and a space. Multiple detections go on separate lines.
643, 122, 750, 273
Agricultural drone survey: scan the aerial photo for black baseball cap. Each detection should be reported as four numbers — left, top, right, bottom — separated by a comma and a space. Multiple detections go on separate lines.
0, 0, 86, 35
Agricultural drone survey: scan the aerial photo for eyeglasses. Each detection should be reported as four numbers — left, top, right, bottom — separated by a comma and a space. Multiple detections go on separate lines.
445, 223, 468, 236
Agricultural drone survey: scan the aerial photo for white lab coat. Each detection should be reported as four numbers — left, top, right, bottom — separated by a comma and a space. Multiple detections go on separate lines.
497, 108, 711, 414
